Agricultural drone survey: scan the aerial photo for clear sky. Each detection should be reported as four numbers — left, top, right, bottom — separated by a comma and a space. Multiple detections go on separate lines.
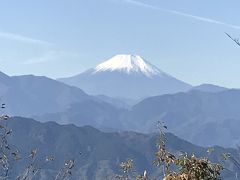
0, 0, 240, 87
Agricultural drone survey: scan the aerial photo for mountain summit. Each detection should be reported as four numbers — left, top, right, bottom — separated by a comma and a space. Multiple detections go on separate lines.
58, 54, 192, 99
94, 54, 163, 77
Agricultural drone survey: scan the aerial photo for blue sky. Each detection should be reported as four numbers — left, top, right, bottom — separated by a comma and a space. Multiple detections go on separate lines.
0, 0, 240, 87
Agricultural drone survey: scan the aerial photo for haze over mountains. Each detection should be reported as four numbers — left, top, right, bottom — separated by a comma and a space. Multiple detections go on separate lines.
1, 0, 239, 178
190, 84, 228, 93
0, 55, 239, 149
0, 71, 92, 116
36, 87, 240, 147
59, 54, 192, 99
120, 89, 240, 147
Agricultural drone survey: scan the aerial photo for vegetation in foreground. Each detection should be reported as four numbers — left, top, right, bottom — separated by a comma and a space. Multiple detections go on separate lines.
1, 103, 240, 179
114, 122, 227, 180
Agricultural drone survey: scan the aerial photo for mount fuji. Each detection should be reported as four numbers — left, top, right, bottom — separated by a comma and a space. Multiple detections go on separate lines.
58, 55, 192, 99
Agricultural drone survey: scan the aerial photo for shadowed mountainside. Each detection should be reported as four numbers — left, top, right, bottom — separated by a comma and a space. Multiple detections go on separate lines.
6, 117, 238, 180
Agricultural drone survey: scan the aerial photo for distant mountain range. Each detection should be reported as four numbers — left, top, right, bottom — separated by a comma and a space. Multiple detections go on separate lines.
34, 99, 126, 131
6, 117, 238, 180
1, 55, 239, 179
190, 84, 228, 93
36, 87, 240, 147
0, 65, 238, 148
0, 71, 91, 116
0, 71, 130, 132
58, 54, 192, 99
120, 89, 240, 147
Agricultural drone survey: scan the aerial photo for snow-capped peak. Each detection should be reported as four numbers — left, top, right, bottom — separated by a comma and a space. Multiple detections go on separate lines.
94, 54, 163, 77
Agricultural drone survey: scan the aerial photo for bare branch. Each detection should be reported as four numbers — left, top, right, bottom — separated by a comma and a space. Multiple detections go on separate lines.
225, 32, 240, 46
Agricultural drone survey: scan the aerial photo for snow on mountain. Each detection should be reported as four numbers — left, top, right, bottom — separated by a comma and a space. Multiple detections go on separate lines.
58, 54, 192, 99
94, 54, 164, 77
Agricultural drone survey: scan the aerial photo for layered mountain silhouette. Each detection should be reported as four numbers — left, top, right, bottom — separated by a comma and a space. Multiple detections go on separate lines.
0, 71, 128, 129
121, 89, 240, 147
36, 86, 240, 147
6, 117, 238, 179
58, 55, 192, 99
0, 67, 238, 148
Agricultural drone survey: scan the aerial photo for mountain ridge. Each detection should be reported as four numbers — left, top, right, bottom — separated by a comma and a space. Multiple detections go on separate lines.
6, 116, 238, 179
36, 88, 240, 147
191, 83, 228, 93
0, 72, 91, 116
120, 89, 240, 147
